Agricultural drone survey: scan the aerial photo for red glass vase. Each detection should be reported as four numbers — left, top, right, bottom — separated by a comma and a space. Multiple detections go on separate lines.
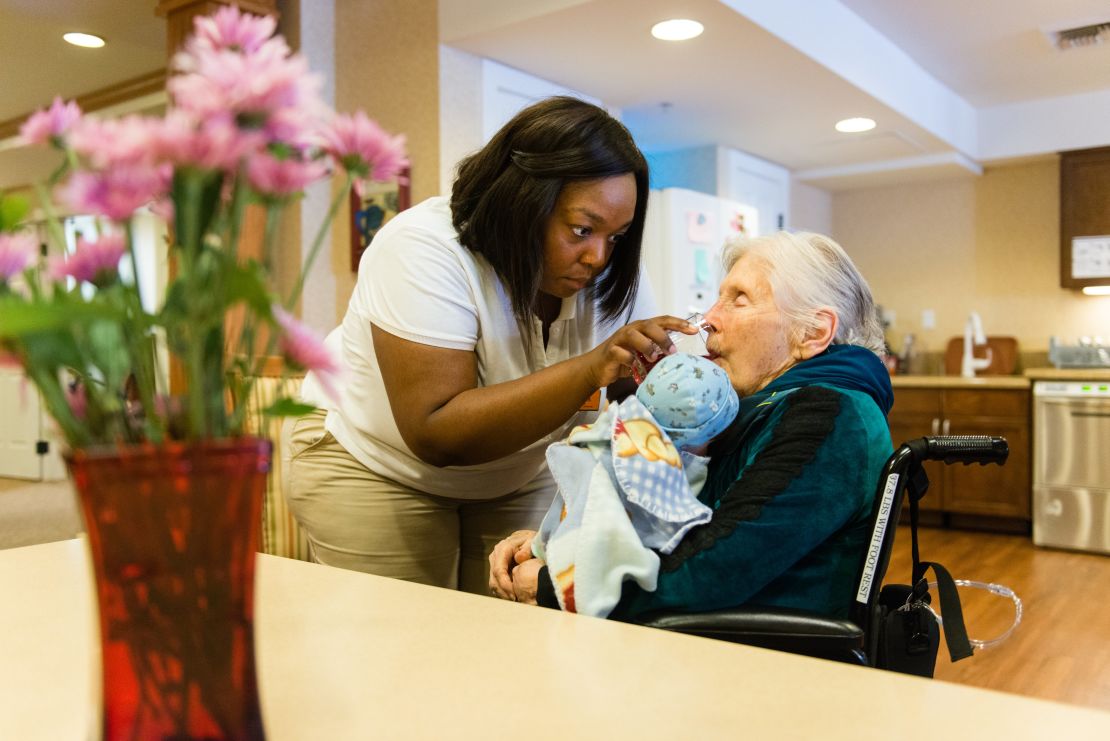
67, 438, 271, 741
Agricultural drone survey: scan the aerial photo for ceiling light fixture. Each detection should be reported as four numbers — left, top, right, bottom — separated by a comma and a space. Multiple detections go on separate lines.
651, 19, 704, 41
835, 117, 876, 133
1081, 285, 1110, 296
63, 32, 106, 48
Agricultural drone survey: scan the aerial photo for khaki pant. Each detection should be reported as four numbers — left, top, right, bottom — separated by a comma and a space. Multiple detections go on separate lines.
285, 410, 555, 594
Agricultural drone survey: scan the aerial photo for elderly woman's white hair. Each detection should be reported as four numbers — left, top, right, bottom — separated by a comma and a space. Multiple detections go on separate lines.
721, 231, 886, 356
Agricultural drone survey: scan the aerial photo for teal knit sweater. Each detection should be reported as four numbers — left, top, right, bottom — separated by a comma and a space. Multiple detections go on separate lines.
570, 345, 894, 621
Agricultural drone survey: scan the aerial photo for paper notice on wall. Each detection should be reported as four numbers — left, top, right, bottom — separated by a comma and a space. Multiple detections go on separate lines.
694, 248, 710, 284
726, 209, 748, 237
686, 210, 714, 244
1072, 236, 1110, 279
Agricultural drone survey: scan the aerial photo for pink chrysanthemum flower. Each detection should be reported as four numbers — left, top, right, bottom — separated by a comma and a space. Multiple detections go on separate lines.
19, 97, 82, 146
152, 111, 260, 171
59, 164, 171, 221
190, 5, 276, 55
167, 44, 324, 154
54, 234, 127, 287
0, 232, 38, 281
264, 104, 329, 150
68, 115, 160, 170
170, 41, 319, 123
321, 111, 408, 192
149, 197, 175, 224
246, 152, 327, 196
273, 306, 341, 401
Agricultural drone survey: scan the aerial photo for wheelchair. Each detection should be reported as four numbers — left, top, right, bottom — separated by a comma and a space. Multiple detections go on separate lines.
635, 435, 1009, 673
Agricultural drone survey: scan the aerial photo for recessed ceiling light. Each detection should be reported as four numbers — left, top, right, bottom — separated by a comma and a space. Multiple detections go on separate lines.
1082, 285, 1110, 295
651, 19, 704, 41
63, 32, 106, 48
835, 117, 876, 133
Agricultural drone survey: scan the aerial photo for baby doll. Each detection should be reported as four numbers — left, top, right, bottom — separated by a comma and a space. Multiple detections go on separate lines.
531, 353, 739, 616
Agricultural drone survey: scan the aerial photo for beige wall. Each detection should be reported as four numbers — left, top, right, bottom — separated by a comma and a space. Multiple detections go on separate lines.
331, 0, 440, 324
789, 179, 834, 236
833, 159, 1110, 358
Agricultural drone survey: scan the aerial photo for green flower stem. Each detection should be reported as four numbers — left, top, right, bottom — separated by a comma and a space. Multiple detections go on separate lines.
63, 146, 79, 176
286, 172, 352, 310
203, 322, 228, 437
226, 322, 257, 433
33, 183, 69, 256
226, 194, 288, 430
261, 201, 282, 276
233, 174, 354, 429
22, 266, 43, 303
174, 169, 227, 438
180, 252, 207, 437
186, 324, 207, 437
29, 366, 87, 448
226, 176, 249, 263
124, 224, 165, 444
176, 172, 203, 257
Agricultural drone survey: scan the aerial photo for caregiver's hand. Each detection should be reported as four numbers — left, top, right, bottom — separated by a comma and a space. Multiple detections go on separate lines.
488, 529, 537, 599
583, 315, 696, 389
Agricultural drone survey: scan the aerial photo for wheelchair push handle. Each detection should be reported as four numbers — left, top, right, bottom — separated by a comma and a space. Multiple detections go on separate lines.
908, 435, 1009, 466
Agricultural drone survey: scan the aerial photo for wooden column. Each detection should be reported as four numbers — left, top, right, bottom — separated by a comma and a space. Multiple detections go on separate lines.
156, 0, 279, 394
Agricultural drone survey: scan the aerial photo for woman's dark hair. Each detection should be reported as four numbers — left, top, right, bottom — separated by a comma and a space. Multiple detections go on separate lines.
450, 96, 649, 335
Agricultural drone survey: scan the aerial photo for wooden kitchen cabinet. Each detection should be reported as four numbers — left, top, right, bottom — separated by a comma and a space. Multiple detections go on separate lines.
1060, 147, 1110, 290
888, 385, 1031, 525
886, 388, 945, 512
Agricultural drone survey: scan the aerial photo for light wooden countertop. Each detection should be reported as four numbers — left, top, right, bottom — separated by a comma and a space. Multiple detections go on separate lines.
892, 375, 1031, 389
1024, 367, 1110, 381
4, 538, 1110, 740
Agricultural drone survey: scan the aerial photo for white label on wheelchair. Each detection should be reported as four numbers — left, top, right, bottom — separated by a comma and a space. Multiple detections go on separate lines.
855, 473, 899, 604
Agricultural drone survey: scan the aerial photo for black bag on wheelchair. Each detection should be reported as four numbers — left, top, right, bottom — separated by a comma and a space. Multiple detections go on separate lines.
873, 444, 976, 677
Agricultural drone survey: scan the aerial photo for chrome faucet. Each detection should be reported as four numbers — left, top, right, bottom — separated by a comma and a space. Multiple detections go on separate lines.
961, 312, 992, 378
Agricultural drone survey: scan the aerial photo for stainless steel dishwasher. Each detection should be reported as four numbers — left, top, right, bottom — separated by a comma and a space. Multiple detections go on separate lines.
1033, 381, 1110, 554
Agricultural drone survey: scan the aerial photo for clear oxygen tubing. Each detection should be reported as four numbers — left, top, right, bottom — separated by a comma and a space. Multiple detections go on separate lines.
923, 579, 1023, 651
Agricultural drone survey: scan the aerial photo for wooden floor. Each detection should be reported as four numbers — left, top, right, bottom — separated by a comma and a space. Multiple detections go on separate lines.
887, 525, 1110, 711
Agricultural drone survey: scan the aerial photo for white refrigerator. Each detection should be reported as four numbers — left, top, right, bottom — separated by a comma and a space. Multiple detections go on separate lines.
640, 187, 759, 317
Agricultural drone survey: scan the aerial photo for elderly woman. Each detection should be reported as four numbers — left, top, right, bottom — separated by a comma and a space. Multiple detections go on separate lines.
489, 231, 894, 620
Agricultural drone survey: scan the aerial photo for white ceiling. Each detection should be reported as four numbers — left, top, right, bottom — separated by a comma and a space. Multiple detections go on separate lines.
0, 0, 165, 190
441, 0, 947, 171
3, 1, 1110, 192
838, 0, 1110, 107
0, 0, 165, 122
441, 0, 1110, 189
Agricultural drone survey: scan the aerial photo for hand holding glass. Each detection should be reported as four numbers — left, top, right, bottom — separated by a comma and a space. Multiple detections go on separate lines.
630, 312, 711, 384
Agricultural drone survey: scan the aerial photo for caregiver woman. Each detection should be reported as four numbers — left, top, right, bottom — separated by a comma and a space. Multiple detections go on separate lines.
287, 97, 691, 593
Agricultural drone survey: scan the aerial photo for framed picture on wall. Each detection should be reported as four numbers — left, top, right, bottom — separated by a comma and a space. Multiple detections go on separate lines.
349, 167, 411, 272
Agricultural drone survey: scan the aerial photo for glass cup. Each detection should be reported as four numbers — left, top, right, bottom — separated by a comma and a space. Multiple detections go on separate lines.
630, 312, 711, 384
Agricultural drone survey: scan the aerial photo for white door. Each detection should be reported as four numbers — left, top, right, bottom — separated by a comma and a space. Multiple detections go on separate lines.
480, 59, 603, 142
717, 148, 789, 233
0, 369, 43, 480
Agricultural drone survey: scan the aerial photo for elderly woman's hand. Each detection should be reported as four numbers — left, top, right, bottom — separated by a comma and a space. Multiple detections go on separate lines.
511, 558, 545, 605
585, 315, 698, 389
488, 529, 537, 599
